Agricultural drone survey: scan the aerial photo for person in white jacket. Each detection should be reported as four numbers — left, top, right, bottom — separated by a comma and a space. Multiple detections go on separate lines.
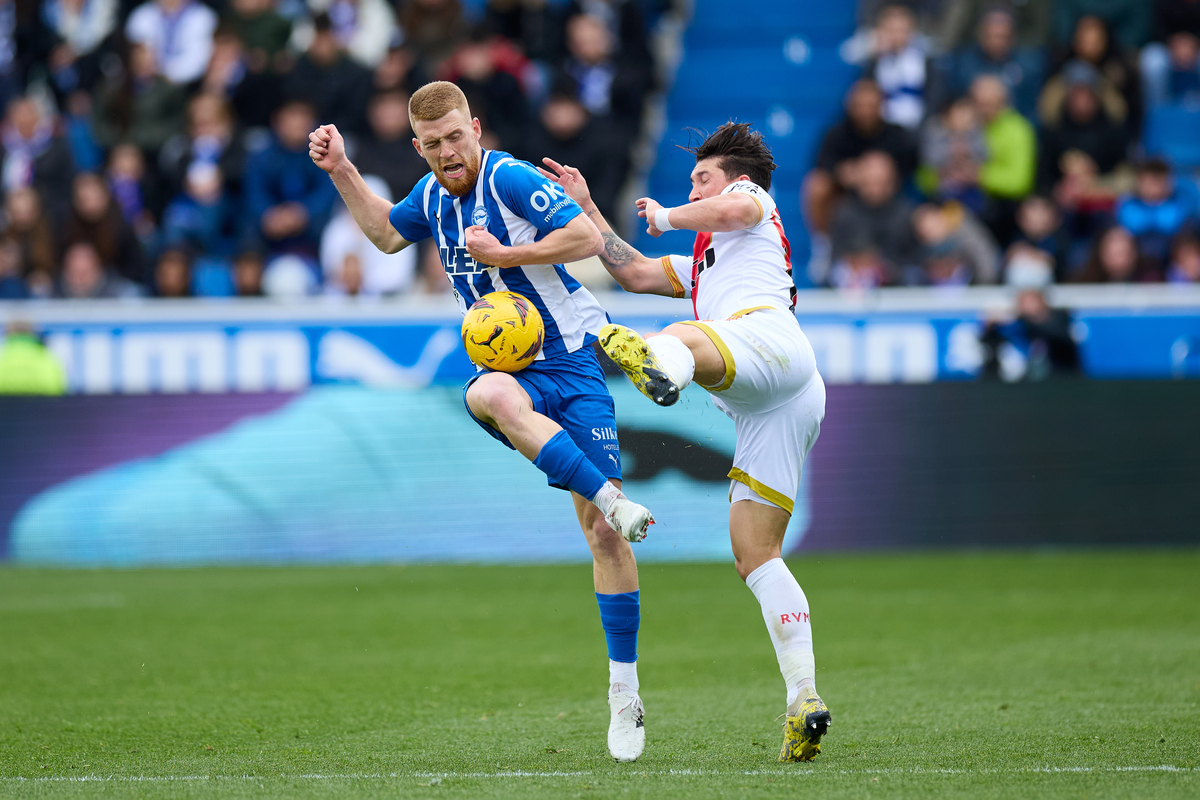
124, 0, 218, 85
320, 174, 418, 296
289, 0, 397, 69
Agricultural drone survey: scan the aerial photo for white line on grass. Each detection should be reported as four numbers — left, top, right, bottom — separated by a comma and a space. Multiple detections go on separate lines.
1, 766, 1193, 783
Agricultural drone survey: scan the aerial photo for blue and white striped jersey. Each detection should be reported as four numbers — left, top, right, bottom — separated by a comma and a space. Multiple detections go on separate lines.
388, 150, 608, 360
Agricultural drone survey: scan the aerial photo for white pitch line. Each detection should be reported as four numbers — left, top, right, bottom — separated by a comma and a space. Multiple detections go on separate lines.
0, 766, 1193, 783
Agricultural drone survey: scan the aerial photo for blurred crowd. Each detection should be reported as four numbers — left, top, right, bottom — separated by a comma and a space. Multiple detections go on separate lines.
807, 0, 1200, 290
0, 0, 667, 300
3, 0, 1198, 304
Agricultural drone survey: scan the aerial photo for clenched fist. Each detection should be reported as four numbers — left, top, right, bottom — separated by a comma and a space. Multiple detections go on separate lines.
309, 124, 345, 174
465, 225, 513, 268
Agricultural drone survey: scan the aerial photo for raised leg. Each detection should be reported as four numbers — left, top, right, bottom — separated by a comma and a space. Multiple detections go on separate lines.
650, 322, 727, 390
465, 371, 563, 460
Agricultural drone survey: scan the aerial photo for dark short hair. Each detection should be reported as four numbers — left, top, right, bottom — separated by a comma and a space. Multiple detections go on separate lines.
682, 122, 776, 191
1136, 157, 1171, 177
158, 245, 193, 264
877, 3, 916, 23
370, 88, 410, 107
275, 96, 317, 117
1171, 230, 1200, 259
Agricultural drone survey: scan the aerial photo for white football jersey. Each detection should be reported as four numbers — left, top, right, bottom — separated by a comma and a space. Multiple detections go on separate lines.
660, 180, 796, 321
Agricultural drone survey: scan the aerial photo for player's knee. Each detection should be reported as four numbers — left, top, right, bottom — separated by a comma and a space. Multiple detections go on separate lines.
658, 323, 702, 351
466, 374, 522, 424
731, 542, 776, 581
733, 556, 756, 582
659, 322, 689, 338
587, 520, 629, 562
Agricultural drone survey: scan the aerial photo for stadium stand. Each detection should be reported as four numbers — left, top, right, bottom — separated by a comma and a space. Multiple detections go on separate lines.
634, 0, 859, 270
1, 0, 1200, 298
1144, 104, 1200, 170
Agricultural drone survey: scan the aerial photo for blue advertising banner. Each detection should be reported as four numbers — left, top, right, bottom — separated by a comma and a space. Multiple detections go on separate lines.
4, 286, 1199, 395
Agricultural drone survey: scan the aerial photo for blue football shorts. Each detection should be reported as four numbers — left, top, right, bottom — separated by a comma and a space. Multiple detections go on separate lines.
463, 344, 622, 491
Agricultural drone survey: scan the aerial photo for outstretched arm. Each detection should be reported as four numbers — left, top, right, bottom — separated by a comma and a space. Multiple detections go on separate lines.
309, 124, 410, 254
538, 158, 681, 297
464, 213, 602, 269
636, 192, 762, 238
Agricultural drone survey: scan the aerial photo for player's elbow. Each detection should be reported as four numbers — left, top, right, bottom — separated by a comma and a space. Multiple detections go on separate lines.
617, 265, 657, 295
374, 232, 404, 254
725, 199, 762, 230
584, 225, 604, 259
612, 269, 642, 293
566, 214, 604, 260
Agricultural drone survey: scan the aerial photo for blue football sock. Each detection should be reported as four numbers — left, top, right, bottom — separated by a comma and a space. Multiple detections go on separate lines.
596, 590, 639, 663
532, 430, 608, 500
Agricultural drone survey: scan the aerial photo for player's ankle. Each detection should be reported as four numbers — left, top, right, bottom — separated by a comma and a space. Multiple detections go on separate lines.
609, 659, 639, 694
592, 481, 623, 515
787, 678, 817, 708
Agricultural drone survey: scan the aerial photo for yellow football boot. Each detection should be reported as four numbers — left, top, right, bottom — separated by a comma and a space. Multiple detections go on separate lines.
779, 693, 832, 762
598, 324, 680, 406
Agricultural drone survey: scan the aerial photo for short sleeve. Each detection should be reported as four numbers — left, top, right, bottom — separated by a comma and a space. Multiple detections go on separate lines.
723, 180, 776, 228
493, 159, 583, 234
388, 175, 433, 243
661, 254, 692, 299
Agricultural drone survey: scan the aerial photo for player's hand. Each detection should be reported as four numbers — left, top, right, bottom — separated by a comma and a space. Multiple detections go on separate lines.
538, 158, 594, 209
309, 124, 345, 174
465, 225, 510, 268
637, 197, 665, 237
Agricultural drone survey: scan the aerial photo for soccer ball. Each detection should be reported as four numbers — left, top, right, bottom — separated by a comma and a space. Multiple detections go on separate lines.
461, 291, 545, 372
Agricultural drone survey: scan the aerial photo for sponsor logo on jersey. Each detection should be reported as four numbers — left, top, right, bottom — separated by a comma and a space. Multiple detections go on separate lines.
530, 182, 572, 222
471, 207, 489, 227
592, 426, 618, 441
440, 245, 484, 275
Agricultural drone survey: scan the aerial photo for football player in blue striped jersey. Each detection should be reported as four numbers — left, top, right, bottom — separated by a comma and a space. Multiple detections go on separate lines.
309, 81, 649, 762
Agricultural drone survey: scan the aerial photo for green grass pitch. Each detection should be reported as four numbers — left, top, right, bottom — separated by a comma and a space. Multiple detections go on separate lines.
1, 552, 1197, 799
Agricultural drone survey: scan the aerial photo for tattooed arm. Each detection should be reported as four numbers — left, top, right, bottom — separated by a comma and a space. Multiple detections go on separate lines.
539, 158, 683, 297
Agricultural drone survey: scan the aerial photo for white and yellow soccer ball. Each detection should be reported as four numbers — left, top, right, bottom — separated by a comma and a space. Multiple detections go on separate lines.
461, 291, 545, 372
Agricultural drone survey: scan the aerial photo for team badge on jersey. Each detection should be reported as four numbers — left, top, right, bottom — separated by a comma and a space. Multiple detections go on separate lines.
386, 150, 605, 359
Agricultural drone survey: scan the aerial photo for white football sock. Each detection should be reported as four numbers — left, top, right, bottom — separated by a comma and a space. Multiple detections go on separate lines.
592, 480, 623, 515
647, 334, 695, 389
609, 658, 639, 695
745, 558, 816, 707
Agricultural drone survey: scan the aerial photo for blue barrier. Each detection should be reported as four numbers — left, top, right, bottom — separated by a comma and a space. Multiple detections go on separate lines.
5, 288, 1199, 395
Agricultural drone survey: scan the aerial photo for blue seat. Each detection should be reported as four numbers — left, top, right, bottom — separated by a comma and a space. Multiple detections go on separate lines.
192, 257, 235, 298
688, 0, 855, 36
1144, 105, 1200, 170
669, 47, 858, 110
640, 0, 858, 266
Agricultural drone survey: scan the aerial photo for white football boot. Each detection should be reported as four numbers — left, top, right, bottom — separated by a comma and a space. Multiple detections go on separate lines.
604, 495, 654, 543
607, 688, 645, 762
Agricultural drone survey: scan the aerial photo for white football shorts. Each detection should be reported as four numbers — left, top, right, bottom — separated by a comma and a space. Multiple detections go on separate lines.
680, 307, 825, 514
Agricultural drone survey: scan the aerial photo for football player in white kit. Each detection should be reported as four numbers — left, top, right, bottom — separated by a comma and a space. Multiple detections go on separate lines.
538, 122, 831, 762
